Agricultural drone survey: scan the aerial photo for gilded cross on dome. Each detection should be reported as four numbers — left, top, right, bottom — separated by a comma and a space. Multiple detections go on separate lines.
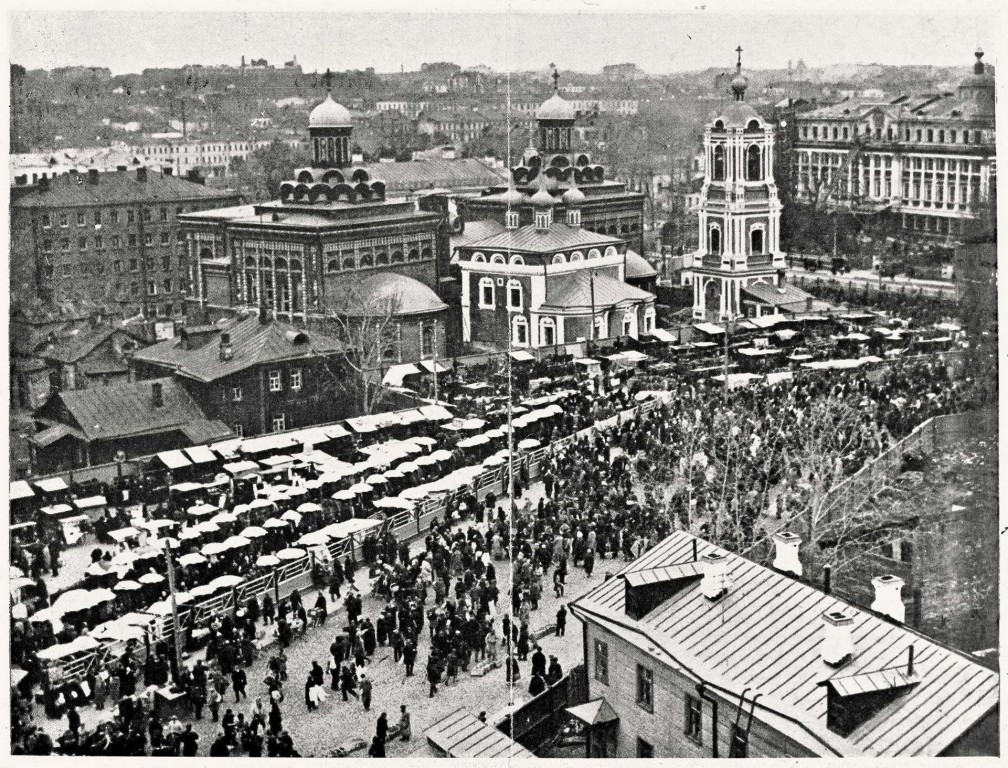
551, 65, 559, 92
736, 46, 743, 70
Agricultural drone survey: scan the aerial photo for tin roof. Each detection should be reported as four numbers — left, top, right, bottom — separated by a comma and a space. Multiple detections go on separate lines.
571, 531, 999, 757
426, 708, 534, 759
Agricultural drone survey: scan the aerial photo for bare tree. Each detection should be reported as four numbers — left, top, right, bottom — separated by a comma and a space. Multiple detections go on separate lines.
327, 282, 403, 415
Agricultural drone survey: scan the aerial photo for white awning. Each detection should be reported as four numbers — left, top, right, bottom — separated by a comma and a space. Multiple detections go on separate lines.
260, 455, 294, 467
418, 404, 453, 421
650, 328, 677, 343
508, 350, 535, 362
35, 477, 69, 493
224, 460, 261, 475
210, 438, 243, 458
749, 314, 790, 329
10, 481, 34, 500
73, 495, 108, 510
382, 363, 422, 387
241, 434, 297, 454
183, 445, 217, 464
566, 343, 586, 359
418, 359, 450, 374
694, 321, 726, 335
158, 450, 192, 469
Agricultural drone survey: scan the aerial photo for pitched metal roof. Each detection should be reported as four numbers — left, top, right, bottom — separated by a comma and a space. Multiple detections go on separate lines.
13, 169, 238, 208
623, 561, 703, 588
742, 281, 834, 313
41, 327, 143, 365
825, 667, 921, 698
624, 249, 658, 280
539, 271, 654, 315
571, 531, 999, 757
357, 158, 507, 193
132, 315, 343, 383
49, 377, 214, 443
450, 219, 505, 253
466, 222, 622, 254
425, 708, 534, 759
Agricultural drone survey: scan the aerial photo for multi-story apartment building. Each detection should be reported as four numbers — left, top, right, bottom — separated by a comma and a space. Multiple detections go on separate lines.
375, 100, 429, 118
10, 166, 241, 318
790, 49, 995, 242
130, 137, 301, 179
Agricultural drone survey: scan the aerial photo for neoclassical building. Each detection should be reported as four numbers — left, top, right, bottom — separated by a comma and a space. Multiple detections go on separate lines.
682, 50, 788, 321
456, 173, 655, 350
181, 94, 449, 363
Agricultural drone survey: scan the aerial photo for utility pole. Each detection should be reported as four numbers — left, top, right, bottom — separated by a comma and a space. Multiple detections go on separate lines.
163, 539, 184, 681
589, 268, 597, 346
432, 321, 439, 403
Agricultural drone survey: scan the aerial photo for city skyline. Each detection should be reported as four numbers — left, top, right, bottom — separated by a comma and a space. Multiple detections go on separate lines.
10, 9, 999, 76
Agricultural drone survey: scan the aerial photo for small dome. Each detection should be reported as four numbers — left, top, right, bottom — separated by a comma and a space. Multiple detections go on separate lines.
716, 101, 762, 129
309, 93, 352, 129
561, 180, 586, 206
530, 173, 555, 207
342, 273, 447, 317
731, 72, 749, 100
536, 92, 577, 121
492, 176, 526, 206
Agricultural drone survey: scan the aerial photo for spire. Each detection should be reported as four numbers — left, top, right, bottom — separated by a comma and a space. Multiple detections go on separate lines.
551, 63, 560, 92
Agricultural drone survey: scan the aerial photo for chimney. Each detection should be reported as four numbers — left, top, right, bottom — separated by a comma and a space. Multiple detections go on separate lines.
821, 609, 856, 667
151, 381, 164, 408
136, 167, 148, 183
187, 169, 205, 185
870, 574, 905, 623
219, 331, 233, 361
700, 551, 731, 601
39, 176, 50, 192
117, 165, 127, 172
772, 531, 803, 577
259, 304, 270, 324
823, 564, 832, 595
906, 645, 915, 676
88, 168, 99, 185
163, 166, 174, 176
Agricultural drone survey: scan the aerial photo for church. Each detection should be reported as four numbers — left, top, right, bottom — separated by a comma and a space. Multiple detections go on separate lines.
682, 49, 821, 321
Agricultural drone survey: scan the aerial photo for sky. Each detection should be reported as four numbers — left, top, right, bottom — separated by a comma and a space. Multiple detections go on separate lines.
7, 5, 1001, 76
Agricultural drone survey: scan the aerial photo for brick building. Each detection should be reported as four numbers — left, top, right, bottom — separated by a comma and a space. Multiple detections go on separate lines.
10, 166, 240, 318
131, 314, 351, 438
570, 531, 998, 758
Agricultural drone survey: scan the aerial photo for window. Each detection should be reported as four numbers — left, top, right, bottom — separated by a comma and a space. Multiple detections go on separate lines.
507, 280, 523, 311
94, 236, 103, 250
746, 145, 762, 180
162, 256, 171, 271
636, 665, 654, 712
269, 369, 281, 392
271, 414, 286, 432
42, 239, 53, 253
593, 639, 609, 684
60, 238, 70, 252
160, 207, 168, 222
129, 258, 139, 272
113, 261, 122, 274
111, 235, 120, 249
540, 317, 556, 347
143, 208, 152, 222
160, 232, 170, 246
128, 234, 137, 247
644, 307, 655, 334
60, 214, 69, 228
42, 214, 51, 229
163, 279, 172, 293
479, 278, 495, 309
78, 237, 87, 251
708, 224, 722, 255
622, 310, 634, 337
290, 368, 302, 390
552, 253, 566, 264
77, 212, 86, 226
511, 315, 529, 347
110, 210, 118, 224
712, 145, 725, 181
147, 281, 157, 296
750, 227, 765, 255
636, 738, 654, 758
144, 233, 153, 247
163, 303, 174, 316
231, 386, 243, 402
729, 724, 748, 757
471, 252, 486, 263
684, 694, 702, 741
94, 210, 102, 226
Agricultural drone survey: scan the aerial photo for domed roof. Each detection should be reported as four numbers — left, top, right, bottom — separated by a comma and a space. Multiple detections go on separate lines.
309, 93, 352, 129
715, 101, 762, 129
561, 179, 586, 206
731, 71, 750, 98
530, 173, 555, 207
624, 249, 658, 280
342, 273, 447, 318
536, 92, 577, 121
490, 176, 527, 206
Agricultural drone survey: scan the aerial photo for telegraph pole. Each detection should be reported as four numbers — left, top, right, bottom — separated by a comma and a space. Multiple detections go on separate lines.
432, 321, 439, 403
163, 539, 184, 681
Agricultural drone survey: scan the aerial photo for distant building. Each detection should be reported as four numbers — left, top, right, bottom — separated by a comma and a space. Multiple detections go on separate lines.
570, 531, 999, 757
131, 315, 350, 438
130, 137, 282, 179
30, 377, 232, 472
375, 100, 429, 118
38, 325, 147, 393
10, 147, 151, 191
10, 167, 240, 319
790, 49, 996, 243
602, 63, 640, 82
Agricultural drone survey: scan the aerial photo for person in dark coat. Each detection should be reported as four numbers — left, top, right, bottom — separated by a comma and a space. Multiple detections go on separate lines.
528, 673, 547, 697
531, 646, 546, 678
314, 592, 328, 626
268, 698, 283, 734
555, 604, 567, 637
262, 593, 275, 625
231, 668, 247, 702
209, 731, 230, 757
367, 735, 385, 757
376, 711, 388, 743
546, 656, 563, 686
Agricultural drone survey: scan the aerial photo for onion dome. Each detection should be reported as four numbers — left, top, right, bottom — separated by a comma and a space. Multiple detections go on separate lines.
309, 93, 352, 128
529, 173, 555, 207
495, 175, 527, 206
561, 178, 586, 206
535, 92, 577, 121
730, 45, 749, 102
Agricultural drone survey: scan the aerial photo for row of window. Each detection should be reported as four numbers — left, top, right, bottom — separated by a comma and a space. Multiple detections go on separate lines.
41, 231, 180, 253
594, 640, 748, 757
41, 268, 182, 301
471, 245, 621, 265
705, 224, 766, 256
42, 254, 186, 274
40, 206, 190, 230
324, 246, 433, 273
478, 278, 523, 310
802, 122, 987, 146
709, 144, 765, 183
800, 154, 983, 174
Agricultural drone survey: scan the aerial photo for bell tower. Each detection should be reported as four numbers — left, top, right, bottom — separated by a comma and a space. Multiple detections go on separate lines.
683, 47, 785, 321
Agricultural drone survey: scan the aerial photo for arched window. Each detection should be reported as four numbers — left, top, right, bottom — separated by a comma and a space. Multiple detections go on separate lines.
507, 279, 523, 311
588, 249, 601, 259
604, 246, 618, 258
708, 223, 722, 255
275, 257, 288, 271
342, 256, 356, 271
359, 252, 373, 268
570, 251, 584, 262
478, 277, 495, 308
375, 251, 389, 265
714, 119, 725, 131
509, 254, 525, 266
511, 315, 529, 347
420, 324, 436, 358
622, 308, 635, 337
391, 250, 404, 264
750, 226, 765, 255
552, 253, 567, 264
290, 259, 302, 272
746, 145, 762, 181
540, 317, 556, 347
490, 253, 506, 264
746, 119, 761, 132
712, 145, 725, 181
594, 314, 607, 340
420, 247, 433, 261
261, 257, 272, 269
471, 252, 486, 263
326, 260, 340, 273
407, 248, 420, 262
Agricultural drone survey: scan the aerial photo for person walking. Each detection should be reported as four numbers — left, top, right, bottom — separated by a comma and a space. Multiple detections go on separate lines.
360, 673, 372, 711
555, 604, 567, 637
231, 668, 247, 702
398, 705, 411, 741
